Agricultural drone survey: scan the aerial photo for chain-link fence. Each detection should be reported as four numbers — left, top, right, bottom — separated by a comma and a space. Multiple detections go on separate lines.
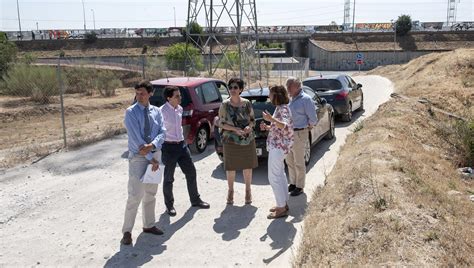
0, 54, 309, 169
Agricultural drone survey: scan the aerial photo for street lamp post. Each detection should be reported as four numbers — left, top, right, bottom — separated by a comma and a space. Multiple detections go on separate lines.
352, 0, 356, 33
16, 0, 22, 40
173, 7, 176, 27
91, 9, 96, 31
82, 0, 86, 31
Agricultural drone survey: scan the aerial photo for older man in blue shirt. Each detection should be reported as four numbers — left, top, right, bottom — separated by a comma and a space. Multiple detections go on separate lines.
286, 77, 317, 196
121, 81, 166, 245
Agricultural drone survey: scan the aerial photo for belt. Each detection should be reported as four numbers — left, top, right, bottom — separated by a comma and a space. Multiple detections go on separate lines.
293, 128, 306, 131
164, 140, 184, 144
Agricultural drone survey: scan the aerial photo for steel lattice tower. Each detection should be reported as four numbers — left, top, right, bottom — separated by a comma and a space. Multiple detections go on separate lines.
185, 0, 261, 80
446, 0, 458, 26
343, 0, 351, 30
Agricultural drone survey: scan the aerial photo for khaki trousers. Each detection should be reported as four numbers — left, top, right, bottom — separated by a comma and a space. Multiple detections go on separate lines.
286, 130, 308, 188
122, 155, 158, 234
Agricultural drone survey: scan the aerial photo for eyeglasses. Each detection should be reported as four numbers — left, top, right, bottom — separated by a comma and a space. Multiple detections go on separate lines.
229, 85, 240, 90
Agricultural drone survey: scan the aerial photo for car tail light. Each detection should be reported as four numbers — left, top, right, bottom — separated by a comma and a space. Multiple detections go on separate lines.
335, 91, 348, 100
183, 110, 193, 117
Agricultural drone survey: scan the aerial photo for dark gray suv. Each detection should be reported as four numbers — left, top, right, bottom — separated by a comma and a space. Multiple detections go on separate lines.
303, 74, 363, 122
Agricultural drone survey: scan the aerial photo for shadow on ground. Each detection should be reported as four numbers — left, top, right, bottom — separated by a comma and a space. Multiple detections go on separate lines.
259, 193, 307, 264
104, 208, 198, 267
213, 204, 258, 241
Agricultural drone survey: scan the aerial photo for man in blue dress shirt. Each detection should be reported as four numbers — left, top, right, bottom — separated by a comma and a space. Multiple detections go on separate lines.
121, 81, 166, 245
286, 77, 317, 196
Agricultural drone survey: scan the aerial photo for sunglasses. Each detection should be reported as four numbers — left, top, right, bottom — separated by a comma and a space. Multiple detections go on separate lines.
229, 85, 240, 90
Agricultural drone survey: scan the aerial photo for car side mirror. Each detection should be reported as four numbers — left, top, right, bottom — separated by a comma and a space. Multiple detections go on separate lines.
320, 98, 327, 105
357, 83, 362, 89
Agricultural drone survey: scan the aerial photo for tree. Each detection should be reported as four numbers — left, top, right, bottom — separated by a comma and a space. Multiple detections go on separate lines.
165, 42, 203, 71
184, 21, 203, 46
396, 15, 412, 36
0, 32, 17, 79
84, 31, 98, 44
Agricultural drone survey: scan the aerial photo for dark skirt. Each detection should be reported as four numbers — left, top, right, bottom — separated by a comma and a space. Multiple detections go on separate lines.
223, 139, 258, 171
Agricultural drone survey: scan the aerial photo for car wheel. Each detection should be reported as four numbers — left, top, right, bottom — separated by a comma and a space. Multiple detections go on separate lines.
357, 94, 364, 111
341, 103, 352, 122
190, 126, 208, 154
324, 113, 335, 140
304, 136, 311, 166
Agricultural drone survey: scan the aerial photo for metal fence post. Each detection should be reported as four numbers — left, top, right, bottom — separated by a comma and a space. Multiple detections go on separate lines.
56, 56, 67, 148
142, 54, 146, 79
279, 57, 282, 85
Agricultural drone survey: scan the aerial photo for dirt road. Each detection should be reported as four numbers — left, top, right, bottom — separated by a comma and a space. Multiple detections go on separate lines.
0, 75, 393, 267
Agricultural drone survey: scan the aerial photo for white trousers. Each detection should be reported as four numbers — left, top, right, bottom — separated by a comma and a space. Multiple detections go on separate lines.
122, 155, 158, 233
268, 148, 289, 207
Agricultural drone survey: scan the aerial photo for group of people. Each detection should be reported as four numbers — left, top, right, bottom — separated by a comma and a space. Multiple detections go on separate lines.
120, 77, 317, 245
218, 77, 317, 219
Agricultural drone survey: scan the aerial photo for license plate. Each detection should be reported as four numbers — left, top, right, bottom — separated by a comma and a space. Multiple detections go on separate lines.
256, 148, 262, 156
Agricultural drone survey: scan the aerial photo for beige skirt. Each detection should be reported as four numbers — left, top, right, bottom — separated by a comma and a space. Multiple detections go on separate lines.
223, 139, 258, 171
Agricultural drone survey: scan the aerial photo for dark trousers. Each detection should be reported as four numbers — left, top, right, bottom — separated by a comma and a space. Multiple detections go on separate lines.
162, 142, 200, 209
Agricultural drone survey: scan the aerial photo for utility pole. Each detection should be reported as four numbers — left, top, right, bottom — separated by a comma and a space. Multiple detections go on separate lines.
16, 0, 22, 40
173, 7, 176, 27
91, 9, 96, 31
351, 0, 356, 33
82, 0, 87, 31
36, 22, 39, 31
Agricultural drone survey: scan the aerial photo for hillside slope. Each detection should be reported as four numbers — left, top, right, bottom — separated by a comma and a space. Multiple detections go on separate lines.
296, 49, 473, 266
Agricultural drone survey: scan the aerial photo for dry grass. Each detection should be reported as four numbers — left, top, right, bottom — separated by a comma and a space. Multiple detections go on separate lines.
0, 88, 134, 169
296, 49, 473, 266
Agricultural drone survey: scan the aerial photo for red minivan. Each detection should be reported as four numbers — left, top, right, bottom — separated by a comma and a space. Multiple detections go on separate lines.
149, 77, 229, 153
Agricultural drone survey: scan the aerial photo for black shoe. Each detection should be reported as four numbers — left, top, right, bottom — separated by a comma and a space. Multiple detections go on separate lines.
290, 187, 303, 196
142, 226, 164, 235
167, 207, 177, 216
192, 200, 210, 209
121, 232, 132, 245
288, 184, 296, 192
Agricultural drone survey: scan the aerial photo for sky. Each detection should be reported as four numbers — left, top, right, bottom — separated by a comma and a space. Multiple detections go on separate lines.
1, 0, 473, 31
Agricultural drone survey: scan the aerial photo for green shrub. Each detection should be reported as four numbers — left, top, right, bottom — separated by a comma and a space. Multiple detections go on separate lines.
0, 32, 17, 79
456, 119, 474, 166
165, 42, 203, 72
63, 67, 96, 94
0, 64, 59, 103
20, 52, 37, 64
218, 51, 240, 69
95, 70, 122, 97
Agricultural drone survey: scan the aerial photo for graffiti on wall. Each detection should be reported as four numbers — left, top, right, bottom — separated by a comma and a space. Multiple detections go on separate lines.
356, 23, 392, 31
421, 22, 444, 30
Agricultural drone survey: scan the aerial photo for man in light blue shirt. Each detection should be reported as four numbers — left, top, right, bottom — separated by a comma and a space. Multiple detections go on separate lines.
121, 81, 166, 245
286, 77, 317, 196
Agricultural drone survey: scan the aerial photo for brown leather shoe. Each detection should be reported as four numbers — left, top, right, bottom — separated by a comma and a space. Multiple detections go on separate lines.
143, 226, 164, 235
121, 232, 132, 245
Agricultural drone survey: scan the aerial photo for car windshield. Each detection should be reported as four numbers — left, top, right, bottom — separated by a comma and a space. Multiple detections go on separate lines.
150, 85, 192, 107
304, 79, 342, 91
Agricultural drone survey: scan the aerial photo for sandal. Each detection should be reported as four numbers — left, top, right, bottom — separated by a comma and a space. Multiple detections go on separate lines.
269, 204, 289, 212
267, 209, 288, 219
227, 189, 234, 205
